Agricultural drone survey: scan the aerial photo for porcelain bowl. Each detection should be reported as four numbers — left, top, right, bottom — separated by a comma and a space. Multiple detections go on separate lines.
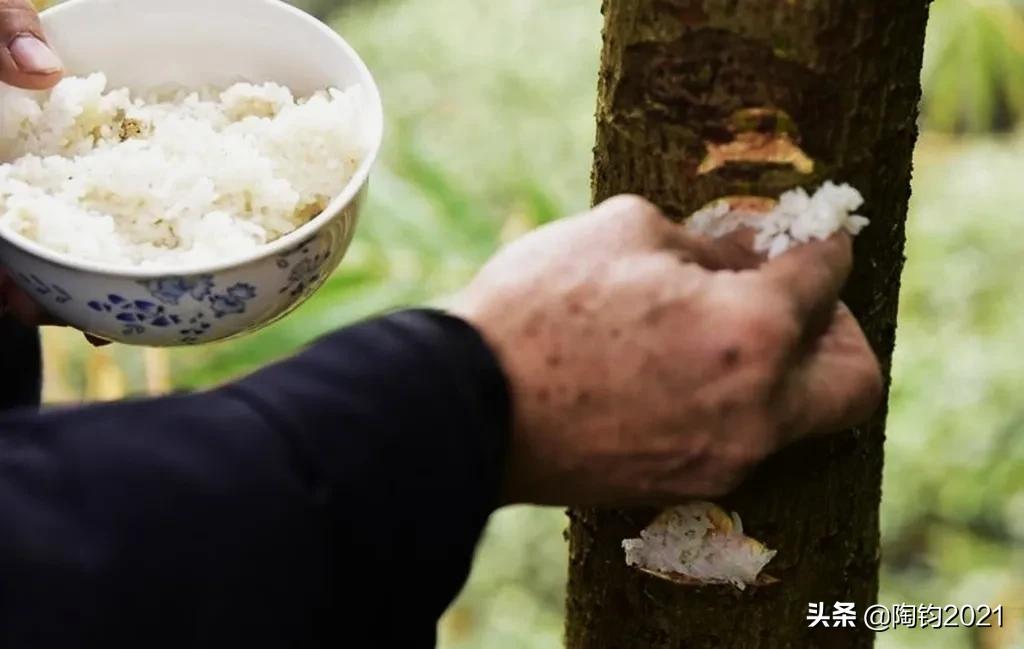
0, 0, 383, 346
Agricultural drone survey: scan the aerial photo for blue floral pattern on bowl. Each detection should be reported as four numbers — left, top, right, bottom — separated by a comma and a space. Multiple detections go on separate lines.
85, 276, 259, 343
178, 313, 213, 344
87, 295, 182, 336
0, 211, 352, 347
138, 276, 215, 305
209, 283, 257, 318
276, 239, 332, 299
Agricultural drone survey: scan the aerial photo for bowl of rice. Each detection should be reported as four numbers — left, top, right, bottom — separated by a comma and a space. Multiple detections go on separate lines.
0, 0, 383, 346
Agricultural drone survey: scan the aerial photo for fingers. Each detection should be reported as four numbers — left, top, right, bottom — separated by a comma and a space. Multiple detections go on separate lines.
0, 0, 62, 90
780, 304, 883, 442
665, 227, 767, 272
677, 196, 853, 324
598, 195, 764, 271
85, 333, 112, 347
762, 232, 853, 327
594, 194, 791, 273
0, 268, 57, 325
596, 194, 852, 332
1, 270, 110, 346
4, 281, 56, 323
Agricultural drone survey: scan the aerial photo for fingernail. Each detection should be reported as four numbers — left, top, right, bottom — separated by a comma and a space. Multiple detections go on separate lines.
9, 35, 63, 75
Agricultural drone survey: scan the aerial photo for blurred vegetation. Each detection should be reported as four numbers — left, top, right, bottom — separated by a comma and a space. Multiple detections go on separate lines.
36, 0, 1024, 647
922, 0, 1024, 134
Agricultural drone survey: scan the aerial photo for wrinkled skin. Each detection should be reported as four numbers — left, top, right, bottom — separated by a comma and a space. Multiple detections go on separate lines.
453, 195, 882, 506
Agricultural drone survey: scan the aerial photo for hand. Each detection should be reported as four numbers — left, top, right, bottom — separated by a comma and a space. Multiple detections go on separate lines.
0, 1, 80, 332
0, 0, 62, 88
452, 195, 883, 506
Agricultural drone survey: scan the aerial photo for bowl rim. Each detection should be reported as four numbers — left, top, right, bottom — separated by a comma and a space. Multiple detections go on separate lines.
0, 0, 384, 279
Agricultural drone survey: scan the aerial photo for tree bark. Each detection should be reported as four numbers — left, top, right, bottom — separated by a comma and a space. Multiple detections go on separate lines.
566, 2, 931, 648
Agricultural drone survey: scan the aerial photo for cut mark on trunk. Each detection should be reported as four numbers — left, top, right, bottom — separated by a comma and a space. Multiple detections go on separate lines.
726, 107, 799, 136
699, 107, 814, 175
622, 502, 779, 591
702, 195, 778, 214
698, 132, 814, 175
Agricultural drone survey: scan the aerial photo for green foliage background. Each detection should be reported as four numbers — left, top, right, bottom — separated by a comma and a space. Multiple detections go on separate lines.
53, 0, 1024, 646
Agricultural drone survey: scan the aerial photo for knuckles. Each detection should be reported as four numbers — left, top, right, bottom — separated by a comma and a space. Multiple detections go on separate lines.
598, 194, 668, 231
709, 278, 801, 352
701, 435, 774, 497
712, 302, 800, 377
665, 421, 779, 499
741, 310, 800, 358
720, 440, 770, 477
600, 193, 661, 218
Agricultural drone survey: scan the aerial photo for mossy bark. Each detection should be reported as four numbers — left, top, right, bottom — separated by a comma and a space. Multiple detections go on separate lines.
566, 1, 931, 647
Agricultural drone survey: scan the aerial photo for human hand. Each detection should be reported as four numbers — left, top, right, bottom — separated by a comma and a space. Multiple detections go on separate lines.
0, 267, 110, 345
0, 0, 62, 88
452, 195, 882, 506
0, 2, 94, 338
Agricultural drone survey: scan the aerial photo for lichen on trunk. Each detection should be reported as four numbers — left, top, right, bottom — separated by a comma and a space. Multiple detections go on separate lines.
566, 1, 931, 647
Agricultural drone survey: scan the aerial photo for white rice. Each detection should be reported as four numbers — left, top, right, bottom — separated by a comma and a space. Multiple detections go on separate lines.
686, 181, 869, 258
0, 73, 371, 269
622, 502, 777, 590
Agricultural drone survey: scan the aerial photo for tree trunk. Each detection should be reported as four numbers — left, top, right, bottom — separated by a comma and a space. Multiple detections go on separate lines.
566, 2, 931, 648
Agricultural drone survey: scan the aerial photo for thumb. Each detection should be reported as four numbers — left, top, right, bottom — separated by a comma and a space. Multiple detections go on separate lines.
0, 0, 62, 90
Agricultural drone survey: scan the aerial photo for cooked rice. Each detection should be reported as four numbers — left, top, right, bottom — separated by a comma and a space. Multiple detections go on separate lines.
0, 72, 371, 269
622, 502, 777, 590
687, 181, 869, 258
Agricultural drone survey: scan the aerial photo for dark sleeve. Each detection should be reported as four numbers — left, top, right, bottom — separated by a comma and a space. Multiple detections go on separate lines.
0, 316, 42, 411
0, 309, 511, 649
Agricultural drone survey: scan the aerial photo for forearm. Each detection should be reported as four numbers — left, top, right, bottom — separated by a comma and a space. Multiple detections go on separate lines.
0, 309, 510, 645
226, 308, 511, 620
228, 309, 510, 530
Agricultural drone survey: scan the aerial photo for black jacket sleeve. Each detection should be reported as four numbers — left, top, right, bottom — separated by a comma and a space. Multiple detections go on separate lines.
0, 309, 511, 649
0, 316, 42, 411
